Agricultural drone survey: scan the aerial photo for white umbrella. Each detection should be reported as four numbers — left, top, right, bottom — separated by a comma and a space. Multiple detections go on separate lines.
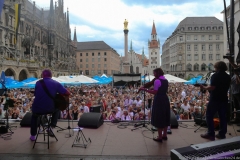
164, 74, 187, 83
101, 74, 108, 78
66, 75, 99, 83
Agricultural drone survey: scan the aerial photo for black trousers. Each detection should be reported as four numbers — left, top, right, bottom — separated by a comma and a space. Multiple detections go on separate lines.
30, 109, 60, 136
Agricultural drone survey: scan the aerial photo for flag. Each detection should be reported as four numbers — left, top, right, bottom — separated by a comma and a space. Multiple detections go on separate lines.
14, 3, 21, 44
0, 0, 4, 17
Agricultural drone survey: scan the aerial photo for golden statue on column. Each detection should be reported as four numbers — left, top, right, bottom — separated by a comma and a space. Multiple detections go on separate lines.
124, 19, 128, 30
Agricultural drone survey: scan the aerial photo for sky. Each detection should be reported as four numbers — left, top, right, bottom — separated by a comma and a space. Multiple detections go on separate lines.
33, 0, 230, 57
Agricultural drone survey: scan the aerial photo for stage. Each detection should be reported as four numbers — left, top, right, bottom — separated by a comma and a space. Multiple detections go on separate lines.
0, 120, 240, 160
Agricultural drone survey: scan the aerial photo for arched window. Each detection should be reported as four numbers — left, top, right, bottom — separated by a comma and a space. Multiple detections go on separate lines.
209, 63, 214, 71
201, 63, 207, 71
136, 67, 139, 74
186, 64, 192, 71
194, 63, 199, 71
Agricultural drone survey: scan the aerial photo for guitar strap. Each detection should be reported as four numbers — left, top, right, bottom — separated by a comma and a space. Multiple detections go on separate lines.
39, 79, 55, 100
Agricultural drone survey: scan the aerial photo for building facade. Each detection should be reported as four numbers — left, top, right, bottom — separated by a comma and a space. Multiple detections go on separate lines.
0, 0, 78, 81
76, 41, 120, 77
222, 0, 240, 64
161, 17, 224, 79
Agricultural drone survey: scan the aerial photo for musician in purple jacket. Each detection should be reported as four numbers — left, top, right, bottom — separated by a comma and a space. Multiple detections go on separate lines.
30, 69, 70, 141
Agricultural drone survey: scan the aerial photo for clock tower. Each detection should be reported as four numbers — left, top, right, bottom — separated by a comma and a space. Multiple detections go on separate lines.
148, 21, 160, 73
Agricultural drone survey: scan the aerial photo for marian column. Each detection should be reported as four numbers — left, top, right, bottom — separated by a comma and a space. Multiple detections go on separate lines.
123, 19, 128, 60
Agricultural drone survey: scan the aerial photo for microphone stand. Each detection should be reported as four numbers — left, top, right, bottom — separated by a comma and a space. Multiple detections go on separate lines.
194, 72, 211, 132
131, 74, 152, 133
0, 81, 17, 136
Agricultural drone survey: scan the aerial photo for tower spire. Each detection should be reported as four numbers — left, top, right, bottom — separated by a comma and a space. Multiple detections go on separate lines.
151, 21, 157, 35
73, 27, 77, 42
49, 0, 54, 28
142, 47, 144, 62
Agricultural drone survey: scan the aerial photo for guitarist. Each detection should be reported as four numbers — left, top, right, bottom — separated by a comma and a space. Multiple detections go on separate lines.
30, 69, 70, 141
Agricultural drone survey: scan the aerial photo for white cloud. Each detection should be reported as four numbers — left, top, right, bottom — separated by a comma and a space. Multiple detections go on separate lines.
33, 0, 229, 55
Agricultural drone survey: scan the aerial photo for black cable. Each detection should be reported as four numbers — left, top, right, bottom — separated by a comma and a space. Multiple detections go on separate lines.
142, 130, 153, 139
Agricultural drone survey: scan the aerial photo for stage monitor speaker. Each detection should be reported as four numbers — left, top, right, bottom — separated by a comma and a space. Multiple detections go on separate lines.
90, 105, 101, 113
20, 112, 32, 127
171, 110, 178, 128
78, 112, 103, 128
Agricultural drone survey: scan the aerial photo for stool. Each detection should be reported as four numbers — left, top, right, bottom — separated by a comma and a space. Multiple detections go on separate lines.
33, 113, 58, 149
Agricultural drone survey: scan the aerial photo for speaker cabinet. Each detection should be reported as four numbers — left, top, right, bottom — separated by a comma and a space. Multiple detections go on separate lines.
170, 110, 179, 128
90, 105, 101, 113
20, 112, 32, 127
78, 112, 103, 128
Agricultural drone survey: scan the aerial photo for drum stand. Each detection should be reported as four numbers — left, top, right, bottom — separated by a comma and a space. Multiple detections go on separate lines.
72, 128, 91, 148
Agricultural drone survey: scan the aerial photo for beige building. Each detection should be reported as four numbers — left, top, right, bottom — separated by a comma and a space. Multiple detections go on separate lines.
222, 0, 240, 64
0, 0, 78, 81
161, 17, 224, 79
76, 41, 120, 76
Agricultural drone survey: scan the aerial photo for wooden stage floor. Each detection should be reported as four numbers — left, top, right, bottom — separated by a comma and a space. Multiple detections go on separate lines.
0, 120, 240, 160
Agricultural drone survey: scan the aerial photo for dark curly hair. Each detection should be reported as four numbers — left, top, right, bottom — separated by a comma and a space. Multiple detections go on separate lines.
214, 61, 228, 72
153, 68, 164, 78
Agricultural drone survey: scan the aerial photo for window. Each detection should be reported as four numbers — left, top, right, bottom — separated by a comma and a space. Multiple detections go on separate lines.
188, 27, 192, 30
187, 64, 192, 71
79, 70, 83, 74
92, 58, 94, 62
80, 59, 82, 62
85, 70, 89, 75
155, 52, 157, 55
80, 64, 83, 68
194, 27, 198, 30
86, 58, 88, 62
194, 35, 198, 40
194, 64, 199, 71
209, 54, 213, 60
179, 45, 182, 50
98, 52, 100, 56
92, 64, 94, 68
216, 44, 220, 50
194, 54, 199, 61
202, 54, 206, 60
201, 35, 205, 41
92, 52, 94, 56
86, 53, 88, 56
98, 58, 100, 62
104, 58, 107, 61
194, 45, 198, 51
216, 35, 220, 40
86, 64, 88, 68
103, 70, 107, 74
187, 54, 191, 61
179, 55, 182, 60
98, 64, 101, 68
187, 45, 191, 51
187, 35, 190, 40
91, 70, 95, 75
216, 54, 220, 60
104, 64, 107, 68
201, 64, 206, 71
202, 45, 206, 51
209, 44, 213, 51
179, 36, 183, 41
209, 35, 212, 40
104, 52, 107, 56
98, 70, 101, 74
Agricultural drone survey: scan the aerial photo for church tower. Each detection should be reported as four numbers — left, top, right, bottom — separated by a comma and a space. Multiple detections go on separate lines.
148, 21, 160, 72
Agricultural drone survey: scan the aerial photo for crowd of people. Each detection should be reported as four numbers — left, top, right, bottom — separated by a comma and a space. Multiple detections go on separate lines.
0, 82, 209, 123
